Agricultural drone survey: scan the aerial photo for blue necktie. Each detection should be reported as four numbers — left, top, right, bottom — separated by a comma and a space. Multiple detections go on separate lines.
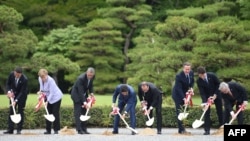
15, 78, 18, 87
186, 75, 190, 84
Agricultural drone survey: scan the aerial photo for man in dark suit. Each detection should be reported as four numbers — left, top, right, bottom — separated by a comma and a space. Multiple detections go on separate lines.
196, 66, 223, 135
138, 81, 162, 134
172, 62, 194, 134
112, 84, 137, 135
71, 67, 95, 134
4, 67, 29, 134
219, 82, 248, 125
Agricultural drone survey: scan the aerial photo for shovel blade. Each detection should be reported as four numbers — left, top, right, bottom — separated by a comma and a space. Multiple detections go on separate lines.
80, 115, 91, 121
192, 119, 204, 129
178, 113, 189, 121
146, 117, 154, 126
44, 114, 55, 122
10, 114, 21, 124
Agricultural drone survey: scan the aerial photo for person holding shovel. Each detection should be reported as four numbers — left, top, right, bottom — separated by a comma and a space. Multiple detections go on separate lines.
172, 62, 194, 135
71, 67, 95, 134
111, 84, 137, 135
37, 68, 63, 134
138, 81, 162, 134
4, 66, 29, 135
196, 66, 223, 135
218, 81, 248, 125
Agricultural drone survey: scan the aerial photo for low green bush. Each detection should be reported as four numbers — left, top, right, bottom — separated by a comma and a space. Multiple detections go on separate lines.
0, 106, 249, 130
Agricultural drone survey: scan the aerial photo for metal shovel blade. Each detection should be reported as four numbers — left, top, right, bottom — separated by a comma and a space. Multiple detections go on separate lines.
80, 115, 91, 121
44, 114, 55, 122
192, 119, 204, 129
146, 117, 154, 126
10, 114, 21, 124
178, 113, 189, 121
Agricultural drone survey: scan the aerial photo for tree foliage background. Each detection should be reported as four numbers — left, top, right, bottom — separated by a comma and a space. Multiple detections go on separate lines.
0, 0, 249, 98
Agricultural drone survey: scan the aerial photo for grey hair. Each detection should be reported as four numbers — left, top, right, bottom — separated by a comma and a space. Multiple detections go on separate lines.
218, 82, 229, 91
87, 67, 95, 74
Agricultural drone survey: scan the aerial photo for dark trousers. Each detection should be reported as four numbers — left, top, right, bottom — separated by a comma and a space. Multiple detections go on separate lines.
148, 108, 162, 132
148, 99, 162, 132
204, 98, 224, 132
46, 99, 61, 132
204, 107, 211, 132
73, 102, 88, 132
113, 101, 136, 133
214, 98, 224, 126
173, 99, 186, 133
224, 103, 244, 125
7, 100, 26, 131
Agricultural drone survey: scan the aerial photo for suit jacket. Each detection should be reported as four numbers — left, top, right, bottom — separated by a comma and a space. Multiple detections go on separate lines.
222, 82, 248, 112
71, 73, 94, 103
6, 71, 29, 103
197, 72, 221, 103
138, 82, 162, 108
112, 84, 137, 113
172, 70, 194, 103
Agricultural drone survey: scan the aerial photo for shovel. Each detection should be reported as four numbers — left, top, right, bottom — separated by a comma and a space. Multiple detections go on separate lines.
43, 99, 55, 122
220, 104, 246, 129
178, 94, 191, 121
143, 107, 154, 126
178, 89, 194, 121
80, 96, 95, 121
10, 97, 21, 124
192, 98, 213, 129
80, 108, 91, 121
117, 111, 138, 134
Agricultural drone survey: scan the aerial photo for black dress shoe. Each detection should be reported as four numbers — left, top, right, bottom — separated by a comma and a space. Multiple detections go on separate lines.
179, 130, 191, 135
78, 131, 84, 134
112, 131, 118, 134
44, 131, 51, 134
3, 130, 14, 134
131, 132, 136, 135
157, 131, 162, 134
83, 131, 90, 134
54, 131, 58, 134
203, 131, 210, 135
16, 130, 21, 134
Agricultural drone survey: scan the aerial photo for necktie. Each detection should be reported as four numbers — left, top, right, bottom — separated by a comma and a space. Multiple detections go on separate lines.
87, 79, 90, 87
186, 75, 190, 84
205, 77, 208, 84
15, 78, 18, 87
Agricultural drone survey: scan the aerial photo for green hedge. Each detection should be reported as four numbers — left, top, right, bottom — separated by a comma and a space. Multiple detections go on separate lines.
0, 106, 249, 129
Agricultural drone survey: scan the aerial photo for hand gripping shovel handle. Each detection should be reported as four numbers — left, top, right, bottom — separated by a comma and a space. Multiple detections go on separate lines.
228, 104, 245, 125
220, 104, 245, 128
199, 98, 213, 120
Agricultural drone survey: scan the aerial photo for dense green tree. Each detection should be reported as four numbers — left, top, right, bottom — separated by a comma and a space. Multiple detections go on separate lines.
72, 19, 124, 93
192, 16, 250, 90
30, 25, 81, 92
0, 5, 38, 92
127, 16, 199, 94
0, 0, 107, 39
166, 1, 237, 22
238, 0, 250, 20
98, 0, 153, 84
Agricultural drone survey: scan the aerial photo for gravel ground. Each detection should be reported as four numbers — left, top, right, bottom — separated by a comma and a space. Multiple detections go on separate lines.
0, 127, 224, 141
